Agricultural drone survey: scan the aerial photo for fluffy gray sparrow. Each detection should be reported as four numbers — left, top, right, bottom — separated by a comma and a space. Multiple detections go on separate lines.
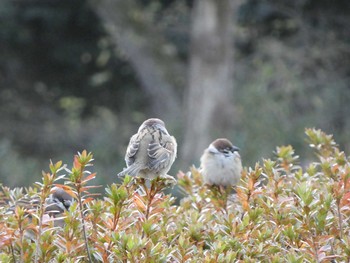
200, 138, 242, 187
118, 118, 177, 179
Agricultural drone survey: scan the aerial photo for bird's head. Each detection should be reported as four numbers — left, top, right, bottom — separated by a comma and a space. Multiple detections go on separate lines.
209, 138, 240, 157
138, 118, 169, 134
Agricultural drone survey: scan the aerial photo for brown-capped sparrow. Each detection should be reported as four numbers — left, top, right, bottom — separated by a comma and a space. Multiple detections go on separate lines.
7, 187, 73, 227
200, 138, 242, 187
45, 188, 73, 217
118, 118, 177, 180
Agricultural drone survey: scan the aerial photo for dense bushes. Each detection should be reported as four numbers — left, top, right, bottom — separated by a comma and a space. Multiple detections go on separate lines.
0, 128, 349, 262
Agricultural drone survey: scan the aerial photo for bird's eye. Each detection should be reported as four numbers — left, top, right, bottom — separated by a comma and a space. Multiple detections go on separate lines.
223, 149, 231, 154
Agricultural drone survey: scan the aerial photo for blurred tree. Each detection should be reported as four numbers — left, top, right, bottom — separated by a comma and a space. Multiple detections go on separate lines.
0, 0, 141, 155
0, 0, 143, 186
234, 0, 350, 163
181, 0, 238, 166
95, 0, 184, 121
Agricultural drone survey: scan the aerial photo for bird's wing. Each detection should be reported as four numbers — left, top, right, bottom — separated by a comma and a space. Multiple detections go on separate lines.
118, 131, 147, 177
6, 195, 40, 214
125, 133, 140, 167
147, 136, 176, 171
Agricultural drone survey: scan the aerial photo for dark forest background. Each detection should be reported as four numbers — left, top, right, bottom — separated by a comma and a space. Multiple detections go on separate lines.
0, 0, 349, 188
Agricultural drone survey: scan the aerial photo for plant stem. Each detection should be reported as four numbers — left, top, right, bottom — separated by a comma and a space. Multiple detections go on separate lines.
10, 243, 16, 263
106, 206, 122, 259
35, 192, 48, 263
337, 202, 343, 239
311, 234, 320, 263
34, 203, 43, 263
78, 193, 93, 263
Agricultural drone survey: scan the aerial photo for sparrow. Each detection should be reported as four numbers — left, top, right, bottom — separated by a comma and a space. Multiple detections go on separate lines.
6, 187, 73, 227
200, 138, 242, 187
118, 118, 177, 179
45, 187, 73, 217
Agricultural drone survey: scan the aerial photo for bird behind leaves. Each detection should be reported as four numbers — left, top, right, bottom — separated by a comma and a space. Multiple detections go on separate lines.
118, 118, 177, 180
6, 187, 74, 227
45, 188, 73, 217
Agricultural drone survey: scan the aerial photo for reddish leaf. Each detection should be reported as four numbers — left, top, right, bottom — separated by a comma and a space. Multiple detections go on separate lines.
83, 197, 95, 204
133, 194, 146, 212
82, 172, 97, 183
73, 155, 81, 169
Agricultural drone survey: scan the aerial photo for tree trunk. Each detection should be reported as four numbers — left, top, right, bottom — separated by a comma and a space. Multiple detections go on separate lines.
95, 0, 183, 120
181, 0, 236, 167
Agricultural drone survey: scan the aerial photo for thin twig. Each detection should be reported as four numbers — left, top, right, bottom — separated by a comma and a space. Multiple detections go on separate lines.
145, 182, 154, 221
10, 243, 16, 263
337, 202, 343, 239
311, 234, 320, 263
105, 204, 123, 260
34, 194, 46, 263
78, 193, 93, 263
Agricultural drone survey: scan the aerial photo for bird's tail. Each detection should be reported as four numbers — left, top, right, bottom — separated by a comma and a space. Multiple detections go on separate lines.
117, 164, 141, 177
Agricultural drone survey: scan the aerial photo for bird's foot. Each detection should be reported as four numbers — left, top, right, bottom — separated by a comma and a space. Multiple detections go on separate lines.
150, 174, 177, 189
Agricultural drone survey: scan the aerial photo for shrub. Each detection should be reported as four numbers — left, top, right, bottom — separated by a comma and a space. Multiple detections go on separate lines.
0, 128, 349, 262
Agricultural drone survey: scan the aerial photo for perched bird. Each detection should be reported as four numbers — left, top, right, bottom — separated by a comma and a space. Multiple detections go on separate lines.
200, 138, 242, 187
118, 118, 177, 179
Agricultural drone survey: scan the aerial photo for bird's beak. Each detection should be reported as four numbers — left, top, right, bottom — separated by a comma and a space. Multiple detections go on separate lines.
233, 146, 240, 152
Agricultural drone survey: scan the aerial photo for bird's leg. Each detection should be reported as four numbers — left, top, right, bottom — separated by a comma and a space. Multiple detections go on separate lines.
159, 174, 177, 187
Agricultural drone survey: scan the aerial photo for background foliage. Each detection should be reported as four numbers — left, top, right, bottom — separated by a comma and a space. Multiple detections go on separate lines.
0, 0, 349, 187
